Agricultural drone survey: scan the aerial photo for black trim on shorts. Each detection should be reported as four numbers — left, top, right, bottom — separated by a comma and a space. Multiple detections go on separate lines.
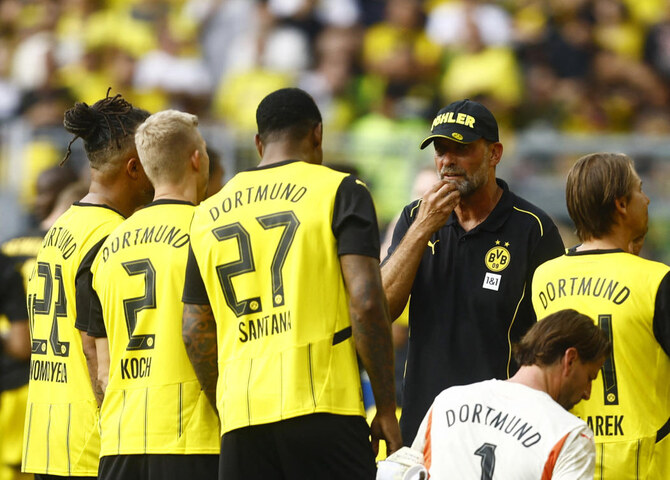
98, 454, 218, 480
35, 475, 95, 480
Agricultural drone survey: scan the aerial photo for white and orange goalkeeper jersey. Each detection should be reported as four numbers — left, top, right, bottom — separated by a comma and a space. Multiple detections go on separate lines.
411, 379, 595, 479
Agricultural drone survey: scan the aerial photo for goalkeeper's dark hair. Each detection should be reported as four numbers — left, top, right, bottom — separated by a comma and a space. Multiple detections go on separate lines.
514, 309, 611, 367
62, 89, 149, 169
256, 88, 322, 144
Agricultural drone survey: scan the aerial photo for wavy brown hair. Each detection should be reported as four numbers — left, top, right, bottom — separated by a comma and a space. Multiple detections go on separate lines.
514, 309, 611, 367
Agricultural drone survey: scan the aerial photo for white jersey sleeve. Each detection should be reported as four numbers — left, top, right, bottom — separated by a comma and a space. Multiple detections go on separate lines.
411, 405, 432, 455
550, 426, 595, 480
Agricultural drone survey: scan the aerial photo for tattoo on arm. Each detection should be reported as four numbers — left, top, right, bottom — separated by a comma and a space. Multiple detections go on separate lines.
182, 303, 219, 411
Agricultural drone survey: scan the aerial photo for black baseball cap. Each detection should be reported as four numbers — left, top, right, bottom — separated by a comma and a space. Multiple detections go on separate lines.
419, 99, 499, 149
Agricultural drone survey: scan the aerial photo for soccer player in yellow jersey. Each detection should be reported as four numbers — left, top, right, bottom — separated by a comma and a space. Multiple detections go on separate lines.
2, 181, 87, 480
86, 110, 219, 479
23, 92, 153, 480
532, 153, 670, 479
182, 87, 402, 479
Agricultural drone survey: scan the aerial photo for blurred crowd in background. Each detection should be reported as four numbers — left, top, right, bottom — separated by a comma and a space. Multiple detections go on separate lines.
1, 0, 670, 261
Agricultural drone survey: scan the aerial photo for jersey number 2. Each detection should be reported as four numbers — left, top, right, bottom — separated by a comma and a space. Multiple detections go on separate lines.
121, 259, 156, 350
213, 211, 299, 317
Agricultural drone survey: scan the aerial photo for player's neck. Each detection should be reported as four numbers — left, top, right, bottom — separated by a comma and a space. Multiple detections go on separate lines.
152, 182, 199, 205
577, 230, 630, 253
81, 185, 130, 217
508, 364, 555, 398
258, 139, 320, 167
84, 169, 139, 217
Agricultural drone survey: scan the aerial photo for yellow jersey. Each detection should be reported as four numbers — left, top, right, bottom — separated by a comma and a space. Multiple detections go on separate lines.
184, 161, 380, 434
23, 203, 125, 476
89, 200, 220, 456
532, 249, 670, 479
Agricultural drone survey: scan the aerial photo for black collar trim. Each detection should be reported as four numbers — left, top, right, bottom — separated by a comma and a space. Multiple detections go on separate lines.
566, 246, 625, 256
73, 201, 125, 218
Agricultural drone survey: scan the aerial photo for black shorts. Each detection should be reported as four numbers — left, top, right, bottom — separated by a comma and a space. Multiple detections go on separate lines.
35, 476, 95, 480
98, 454, 218, 480
220, 413, 376, 480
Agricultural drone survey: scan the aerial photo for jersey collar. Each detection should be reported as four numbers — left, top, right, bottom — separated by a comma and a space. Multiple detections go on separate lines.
73, 201, 125, 218
249, 159, 299, 171
566, 245, 625, 256
145, 199, 195, 207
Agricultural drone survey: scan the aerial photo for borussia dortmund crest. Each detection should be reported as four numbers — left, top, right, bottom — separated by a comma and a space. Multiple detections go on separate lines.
485, 241, 510, 272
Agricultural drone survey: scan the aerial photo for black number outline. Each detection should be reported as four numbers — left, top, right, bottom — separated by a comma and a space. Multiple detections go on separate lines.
213, 223, 260, 316
257, 211, 299, 308
121, 259, 156, 350
474, 443, 496, 480
213, 211, 300, 317
29, 262, 69, 356
598, 314, 618, 405
49, 265, 69, 356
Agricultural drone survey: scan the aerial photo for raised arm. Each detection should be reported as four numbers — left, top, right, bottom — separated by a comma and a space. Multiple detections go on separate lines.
340, 253, 402, 456
182, 303, 218, 411
382, 180, 459, 319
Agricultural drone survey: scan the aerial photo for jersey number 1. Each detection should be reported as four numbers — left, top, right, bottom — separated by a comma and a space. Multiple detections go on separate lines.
475, 443, 496, 480
598, 314, 618, 405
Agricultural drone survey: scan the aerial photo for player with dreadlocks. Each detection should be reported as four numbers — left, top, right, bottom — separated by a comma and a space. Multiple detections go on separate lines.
22, 91, 153, 480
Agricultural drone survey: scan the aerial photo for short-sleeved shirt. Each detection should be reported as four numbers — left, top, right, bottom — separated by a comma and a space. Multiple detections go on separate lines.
386, 178, 565, 444
86, 200, 220, 457
412, 379, 595, 479
183, 160, 379, 435
532, 248, 670, 479
23, 203, 125, 476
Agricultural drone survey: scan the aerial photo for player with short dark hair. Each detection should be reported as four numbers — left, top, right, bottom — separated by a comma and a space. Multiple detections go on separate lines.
23, 91, 153, 480
412, 309, 611, 479
255, 87, 323, 144
532, 152, 670, 479
182, 87, 401, 479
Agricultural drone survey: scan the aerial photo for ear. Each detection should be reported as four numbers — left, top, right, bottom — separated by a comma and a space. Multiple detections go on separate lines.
254, 134, 263, 159
489, 142, 503, 167
313, 122, 323, 148
614, 195, 628, 216
562, 347, 579, 376
126, 156, 142, 179
190, 148, 201, 171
